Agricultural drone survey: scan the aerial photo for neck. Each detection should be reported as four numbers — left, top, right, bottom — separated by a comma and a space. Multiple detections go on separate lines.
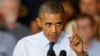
85, 38, 93, 48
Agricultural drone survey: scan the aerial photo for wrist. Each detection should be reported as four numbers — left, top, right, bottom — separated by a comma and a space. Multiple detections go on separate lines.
77, 51, 88, 56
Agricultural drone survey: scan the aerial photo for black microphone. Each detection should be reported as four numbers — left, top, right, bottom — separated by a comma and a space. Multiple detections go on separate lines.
59, 50, 66, 56
47, 50, 56, 56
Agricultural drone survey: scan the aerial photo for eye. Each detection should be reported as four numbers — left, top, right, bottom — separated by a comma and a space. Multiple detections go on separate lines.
56, 22, 63, 26
46, 23, 52, 27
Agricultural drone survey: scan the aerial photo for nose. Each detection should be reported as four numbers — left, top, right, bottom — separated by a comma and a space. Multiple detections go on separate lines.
51, 25, 57, 34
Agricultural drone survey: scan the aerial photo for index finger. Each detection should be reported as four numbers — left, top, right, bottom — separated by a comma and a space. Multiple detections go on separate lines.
72, 25, 77, 34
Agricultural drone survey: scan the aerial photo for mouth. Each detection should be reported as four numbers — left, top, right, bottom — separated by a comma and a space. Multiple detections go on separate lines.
48, 35, 59, 43
49, 34, 59, 39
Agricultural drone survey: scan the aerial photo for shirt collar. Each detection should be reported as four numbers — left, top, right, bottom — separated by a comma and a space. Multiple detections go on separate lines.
39, 31, 50, 48
39, 31, 64, 48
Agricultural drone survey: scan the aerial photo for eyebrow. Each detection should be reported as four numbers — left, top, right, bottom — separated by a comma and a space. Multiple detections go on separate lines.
56, 21, 63, 23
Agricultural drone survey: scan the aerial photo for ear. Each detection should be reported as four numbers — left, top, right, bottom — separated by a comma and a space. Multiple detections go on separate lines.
36, 17, 42, 28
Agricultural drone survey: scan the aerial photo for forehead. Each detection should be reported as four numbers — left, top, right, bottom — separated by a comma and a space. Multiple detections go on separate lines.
0, 0, 18, 2
0, 0, 19, 3
76, 17, 92, 25
80, 0, 97, 3
41, 12, 64, 22
0, 0, 19, 9
0, 0, 19, 5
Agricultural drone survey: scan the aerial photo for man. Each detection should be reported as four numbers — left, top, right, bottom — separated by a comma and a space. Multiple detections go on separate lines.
0, 0, 19, 30
0, 15, 16, 56
60, 0, 75, 31
75, 14, 100, 56
79, 0, 100, 39
13, 1, 87, 56
0, 0, 31, 41
29, 18, 41, 34
79, 0, 98, 16
60, 0, 75, 22
75, 14, 95, 47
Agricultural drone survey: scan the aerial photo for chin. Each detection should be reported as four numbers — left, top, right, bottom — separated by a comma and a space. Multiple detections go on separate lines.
50, 38, 58, 43
51, 40, 57, 43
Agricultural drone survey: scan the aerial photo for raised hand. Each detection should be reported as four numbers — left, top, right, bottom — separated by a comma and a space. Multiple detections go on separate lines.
70, 26, 86, 56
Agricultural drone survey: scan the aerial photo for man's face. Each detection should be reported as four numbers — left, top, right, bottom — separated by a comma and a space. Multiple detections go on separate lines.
79, 0, 98, 15
38, 13, 64, 43
0, 0, 19, 29
30, 20, 41, 34
76, 17, 94, 41
61, 1, 74, 20
0, 0, 19, 18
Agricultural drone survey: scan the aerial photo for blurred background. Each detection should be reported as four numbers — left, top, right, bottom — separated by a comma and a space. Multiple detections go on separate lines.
0, 0, 100, 56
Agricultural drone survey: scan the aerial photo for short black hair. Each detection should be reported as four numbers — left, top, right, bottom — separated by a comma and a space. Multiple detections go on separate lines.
75, 14, 95, 26
38, 0, 65, 17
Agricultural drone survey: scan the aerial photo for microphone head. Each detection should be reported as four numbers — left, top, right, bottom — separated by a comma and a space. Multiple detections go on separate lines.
59, 50, 66, 56
47, 50, 56, 56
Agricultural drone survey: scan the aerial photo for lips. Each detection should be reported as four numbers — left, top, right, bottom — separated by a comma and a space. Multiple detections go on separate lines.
49, 34, 59, 39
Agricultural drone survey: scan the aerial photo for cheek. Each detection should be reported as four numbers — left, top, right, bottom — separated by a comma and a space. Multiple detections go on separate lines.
42, 24, 51, 33
42, 27, 51, 37
57, 26, 63, 32
80, 7, 87, 13
80, 4, 87, 10
83, 29, 92, 36
86, 29, 92, 34
89, 6, 94, 10
79, 30, 85, 34
31, 23, 38, 29
78, 28, 86, 34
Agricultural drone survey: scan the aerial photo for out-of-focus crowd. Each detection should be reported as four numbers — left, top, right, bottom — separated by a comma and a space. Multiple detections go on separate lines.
0, 0, 100, 56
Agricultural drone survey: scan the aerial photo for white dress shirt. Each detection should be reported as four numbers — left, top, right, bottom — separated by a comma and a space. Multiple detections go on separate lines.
13, 31, 76, 56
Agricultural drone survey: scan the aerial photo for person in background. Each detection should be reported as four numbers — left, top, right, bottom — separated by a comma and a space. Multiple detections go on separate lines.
79, 0, 98, 16
29, 18, 41, 34
18, 0, 45, 26
0, 0, 31, 41
75, 14, 100, 56
60, 0, 75, 31
60, 0, 75, 23
0, 0, 19, 30
18, 0, 43, 34
79, 0, 100, 39
18, 0, 44, 35
0, 15, 16, 56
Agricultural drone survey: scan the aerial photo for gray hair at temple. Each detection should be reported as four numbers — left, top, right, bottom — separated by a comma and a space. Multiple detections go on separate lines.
38, 0, 65, 18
